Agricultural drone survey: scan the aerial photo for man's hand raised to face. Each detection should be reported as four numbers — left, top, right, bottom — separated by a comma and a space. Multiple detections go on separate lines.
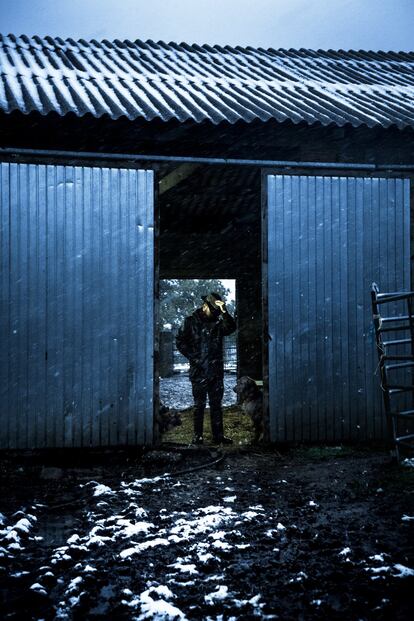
215, 300, 226, 313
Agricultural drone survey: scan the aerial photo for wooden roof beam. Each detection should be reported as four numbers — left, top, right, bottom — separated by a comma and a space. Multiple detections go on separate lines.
159, 164, 200, 195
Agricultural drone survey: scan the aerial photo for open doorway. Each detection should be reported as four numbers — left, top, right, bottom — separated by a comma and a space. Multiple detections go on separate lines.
156, 164, 263, 445
159, 278, 237, 407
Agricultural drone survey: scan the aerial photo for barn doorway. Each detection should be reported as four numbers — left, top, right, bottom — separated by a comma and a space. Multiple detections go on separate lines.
156, 164, 263, 445
158, 277, 237, 405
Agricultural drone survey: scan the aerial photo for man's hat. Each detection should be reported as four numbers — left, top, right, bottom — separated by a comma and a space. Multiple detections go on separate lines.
201, 292, 223, 309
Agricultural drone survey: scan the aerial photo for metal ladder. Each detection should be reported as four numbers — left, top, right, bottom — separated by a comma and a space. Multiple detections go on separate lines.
371, 283, 414, 462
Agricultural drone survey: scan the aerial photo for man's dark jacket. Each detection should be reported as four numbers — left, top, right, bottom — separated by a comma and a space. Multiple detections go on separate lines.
176, 308, 236, 385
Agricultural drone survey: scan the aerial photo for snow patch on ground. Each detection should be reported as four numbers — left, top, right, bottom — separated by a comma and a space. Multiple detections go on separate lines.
123, 586, 187, 620
205, 584, 230, 603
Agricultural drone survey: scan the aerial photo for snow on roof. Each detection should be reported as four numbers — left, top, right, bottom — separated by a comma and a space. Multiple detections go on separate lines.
0, 34, 413, 129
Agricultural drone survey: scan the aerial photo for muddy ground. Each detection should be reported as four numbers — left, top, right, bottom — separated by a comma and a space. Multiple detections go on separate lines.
1, 443, 414, 620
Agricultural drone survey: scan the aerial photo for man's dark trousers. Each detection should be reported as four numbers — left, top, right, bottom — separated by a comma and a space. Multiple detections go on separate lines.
191, 376, 224, 440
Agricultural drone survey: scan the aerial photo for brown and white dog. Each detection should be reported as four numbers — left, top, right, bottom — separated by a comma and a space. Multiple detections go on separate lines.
233, 376, 264, 442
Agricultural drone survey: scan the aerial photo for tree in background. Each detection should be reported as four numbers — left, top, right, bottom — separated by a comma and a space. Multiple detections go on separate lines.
160, 279, 236, 331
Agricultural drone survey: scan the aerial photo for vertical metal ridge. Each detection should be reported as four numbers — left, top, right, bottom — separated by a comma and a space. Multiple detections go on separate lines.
23, 164, 29, 447
307, 176, 317, 440
146, 169, 154, 445
338, 177, 348, 439
91, 167, 100, 447
118, 168, 125, 446
362, 178, 372, 439
135, 169, 144, 444
0, 164, 10, 447
103, 165, 110, 445
114, 168, 121, 446
79, 166, 85, 446
280, 174, 287, 441
125, 167, 133, 445
15, 164, 22, 448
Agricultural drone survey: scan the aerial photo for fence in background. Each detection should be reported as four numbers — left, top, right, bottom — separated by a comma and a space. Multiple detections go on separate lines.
160, 331, 237, 376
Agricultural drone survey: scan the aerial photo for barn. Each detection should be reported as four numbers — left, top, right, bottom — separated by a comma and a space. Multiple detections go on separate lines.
0, 34, 413, 448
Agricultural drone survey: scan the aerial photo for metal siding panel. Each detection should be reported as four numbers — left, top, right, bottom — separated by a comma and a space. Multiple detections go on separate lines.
91, 167, 102, 446
339, 177, 349, 438
7, 164, 15, 448
279, 175, 288, 441
362, 178, 373, 439
379, 179, 394, 413
315, 177, 326, 440
127, 169, 138, 445
100, 167, 110, 446
351, 178, 363, 438
363, 178, 376, 439
54, 165, 66, 447
346, 177, 358, 440
267, 176, 277, 440
330, 177, 342, 440
136, 169, 148, 444
0, 164, 10, 448
108, 168, 119, 446
308, 177, 319, 440
299, 176, 310, 440
403, 180, 411, 289
290, 176, 300, 441
27, 164, 47, 448
323, 177, 334, 441
64, 166, 76, 448
267, 175, 284, 440
38, 165, 48, 447
144, 170, 154, 444
369, 178, 384, 437
284, 176, 295, 441
117, 169, 128, 446
134, 171, 144, 444
72, 167, 83, 447
45, 165, 57, 447
267, 173, 410, 442
81, 166, 93, 446
1, 162, 154, 448
17, 164, 29, 448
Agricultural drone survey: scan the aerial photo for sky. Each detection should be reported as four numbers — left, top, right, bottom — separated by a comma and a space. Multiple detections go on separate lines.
0, 0, 413, 52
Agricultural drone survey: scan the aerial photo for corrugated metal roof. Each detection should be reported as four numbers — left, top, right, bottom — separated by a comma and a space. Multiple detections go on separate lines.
0, 34, 413, 129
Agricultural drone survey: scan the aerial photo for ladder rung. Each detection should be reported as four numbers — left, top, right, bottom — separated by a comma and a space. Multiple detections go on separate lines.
383, 338, 412, 347
378, 325, 413, 333
381, 315, 414, 323
375, 292, 414, 303
392, 410, 414, 418
388, 386, 414, 394
384, 362, 414, 371
396, 434, 414, 443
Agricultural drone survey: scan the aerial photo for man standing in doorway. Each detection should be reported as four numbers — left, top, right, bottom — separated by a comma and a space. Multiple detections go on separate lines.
176, 292, 236, 445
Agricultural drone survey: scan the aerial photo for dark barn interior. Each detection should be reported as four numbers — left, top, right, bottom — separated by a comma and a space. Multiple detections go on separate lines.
158, 163, 263, 381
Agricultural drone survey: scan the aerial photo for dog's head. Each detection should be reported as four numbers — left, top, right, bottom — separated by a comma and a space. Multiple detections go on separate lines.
233, 376, 261, 402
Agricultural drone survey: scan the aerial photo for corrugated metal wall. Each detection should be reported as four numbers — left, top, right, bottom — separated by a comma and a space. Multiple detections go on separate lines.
0, 162, 154, 448
267, 175, 410, 442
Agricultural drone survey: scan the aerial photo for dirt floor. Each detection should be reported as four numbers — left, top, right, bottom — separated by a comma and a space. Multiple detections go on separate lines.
1, 418, 414, 620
